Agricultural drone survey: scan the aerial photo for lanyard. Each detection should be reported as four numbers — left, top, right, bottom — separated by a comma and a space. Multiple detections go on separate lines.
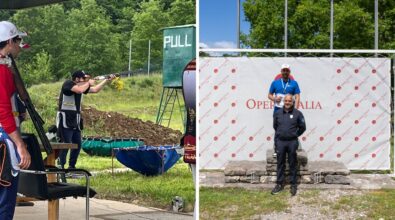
281, 79, 289, 93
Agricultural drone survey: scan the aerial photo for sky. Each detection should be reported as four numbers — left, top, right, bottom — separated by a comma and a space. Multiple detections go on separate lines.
199, 0, 250, 49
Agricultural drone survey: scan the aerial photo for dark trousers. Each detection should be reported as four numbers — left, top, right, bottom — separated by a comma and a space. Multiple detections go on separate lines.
273, 107, 281, 150
0, 175, 19, 220
59, 128, 82, 168
276, 139, 298, 185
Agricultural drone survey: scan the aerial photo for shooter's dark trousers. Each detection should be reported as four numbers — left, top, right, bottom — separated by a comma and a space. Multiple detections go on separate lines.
276, 139, 298, 185
59, 128, 82, 168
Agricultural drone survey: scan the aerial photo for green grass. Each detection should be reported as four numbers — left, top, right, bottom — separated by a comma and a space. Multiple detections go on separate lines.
74, 151, 124, 171
200, 188, 395, 219
330, 189, 395, 219
71, 160, 194, 212
199, 187, 288, 219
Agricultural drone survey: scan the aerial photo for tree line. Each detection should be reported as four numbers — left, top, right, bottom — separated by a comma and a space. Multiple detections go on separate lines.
0, 0, 195, 85
242, 0, 395, 52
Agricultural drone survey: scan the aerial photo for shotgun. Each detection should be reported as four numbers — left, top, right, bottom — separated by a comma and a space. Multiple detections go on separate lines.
92, 73, 120, 80
8, 54, 53, 154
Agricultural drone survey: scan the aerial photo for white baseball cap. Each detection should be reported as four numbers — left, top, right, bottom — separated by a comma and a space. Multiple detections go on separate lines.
281, 64, 290, 70
0, 21, 27, 42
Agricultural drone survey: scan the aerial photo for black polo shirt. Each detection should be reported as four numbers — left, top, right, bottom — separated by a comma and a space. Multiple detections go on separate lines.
58, 80, 90, 128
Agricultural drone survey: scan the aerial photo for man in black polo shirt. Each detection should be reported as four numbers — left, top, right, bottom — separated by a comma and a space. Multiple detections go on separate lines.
271, 94, 306, 196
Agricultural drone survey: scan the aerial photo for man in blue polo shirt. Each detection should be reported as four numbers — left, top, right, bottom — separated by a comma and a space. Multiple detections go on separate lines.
268, 64, 301, 157
268, 64, 300, 112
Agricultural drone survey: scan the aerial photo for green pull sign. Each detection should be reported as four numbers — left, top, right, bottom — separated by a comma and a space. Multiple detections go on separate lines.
162, 25, 196, 87
164, 35, 193, 48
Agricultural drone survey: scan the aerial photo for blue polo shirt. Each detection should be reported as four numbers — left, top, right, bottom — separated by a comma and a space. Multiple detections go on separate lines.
269, 78, 300, 112
269, 78, 300, 95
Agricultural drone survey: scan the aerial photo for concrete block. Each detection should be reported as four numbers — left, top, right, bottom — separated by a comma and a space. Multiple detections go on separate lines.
260, 175, 276, 184
240, 175, 260, 184
309, 161, 350, 176
266, 149, 308, 166
266, 170, 311, 176
324, 175, 351, 185
245, 161, 267, 176
224, 176, 240, 183
266, 149, 276, 163
266, 164, 309, 172
301, 175, 313, 184
224, 161, 252, 176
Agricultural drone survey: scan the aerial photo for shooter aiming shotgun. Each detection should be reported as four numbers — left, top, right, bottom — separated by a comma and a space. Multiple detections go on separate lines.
57, 70, 117, 169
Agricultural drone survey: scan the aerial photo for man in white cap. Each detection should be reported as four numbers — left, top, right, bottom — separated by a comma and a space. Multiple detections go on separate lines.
268, 64, 300, 112
0, 21, 31, 220
268, 64, 301, 157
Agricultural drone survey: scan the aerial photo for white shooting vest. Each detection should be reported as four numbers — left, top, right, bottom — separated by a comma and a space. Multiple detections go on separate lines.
56, 91, 83, 130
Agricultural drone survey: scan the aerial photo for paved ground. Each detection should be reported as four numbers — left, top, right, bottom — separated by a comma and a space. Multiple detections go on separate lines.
200, 171, 395, 190
15, 198, 193, 220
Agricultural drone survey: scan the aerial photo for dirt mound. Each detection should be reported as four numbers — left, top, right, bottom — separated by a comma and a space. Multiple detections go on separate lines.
81, 107, 182, 146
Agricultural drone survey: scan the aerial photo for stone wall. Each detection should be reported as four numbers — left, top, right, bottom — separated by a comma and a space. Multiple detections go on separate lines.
224, 149, 351, 185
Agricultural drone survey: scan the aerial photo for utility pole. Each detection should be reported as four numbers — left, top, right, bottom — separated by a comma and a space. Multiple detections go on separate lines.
330, 0, 334, 57
374, 0, 378, 57
148, 40, 151, 76
128, 39, 132, 76
284, 0, 288, 57
237, 0, 240, 49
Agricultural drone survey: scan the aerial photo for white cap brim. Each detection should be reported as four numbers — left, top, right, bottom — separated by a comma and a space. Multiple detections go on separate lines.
281, 64, 290, 70
4, 31, 27, 41
14, 31, 27, 39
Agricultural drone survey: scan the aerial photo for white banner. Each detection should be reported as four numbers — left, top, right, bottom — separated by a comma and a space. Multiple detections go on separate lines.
199, 57, 391, 170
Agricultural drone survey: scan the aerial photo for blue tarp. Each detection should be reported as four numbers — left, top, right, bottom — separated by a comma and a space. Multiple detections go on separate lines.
114, 146, 181, 176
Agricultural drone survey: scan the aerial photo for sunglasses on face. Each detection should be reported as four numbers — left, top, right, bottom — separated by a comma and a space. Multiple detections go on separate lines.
18, 38, 29, 49
12, 37, 28, 49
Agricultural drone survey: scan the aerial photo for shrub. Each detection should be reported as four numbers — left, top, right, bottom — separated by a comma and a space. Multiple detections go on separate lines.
138, 78, 154, 88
